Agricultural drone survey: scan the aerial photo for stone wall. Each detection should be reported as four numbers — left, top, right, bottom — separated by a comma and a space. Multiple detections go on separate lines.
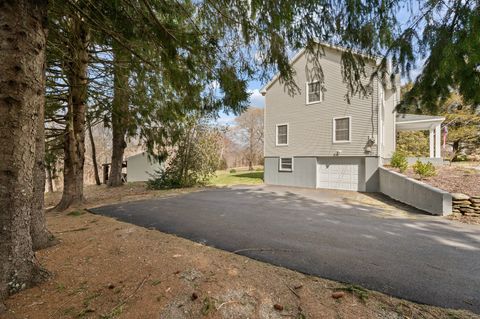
451, 193, 480, 217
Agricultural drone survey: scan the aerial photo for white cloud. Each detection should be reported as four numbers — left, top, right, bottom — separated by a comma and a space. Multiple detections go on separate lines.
248, 89, 265, 108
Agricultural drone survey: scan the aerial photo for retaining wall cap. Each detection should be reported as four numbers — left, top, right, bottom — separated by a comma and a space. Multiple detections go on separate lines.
380, 167, 451, 195
451, 193, 470, 200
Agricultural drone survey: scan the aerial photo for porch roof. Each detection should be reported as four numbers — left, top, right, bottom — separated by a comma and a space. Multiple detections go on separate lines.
396, 114, 445, 131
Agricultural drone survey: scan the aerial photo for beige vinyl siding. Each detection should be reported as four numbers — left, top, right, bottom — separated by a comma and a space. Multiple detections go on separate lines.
265, 46, 379, 157
127, 152, 162, 182
382, 86, 398, 159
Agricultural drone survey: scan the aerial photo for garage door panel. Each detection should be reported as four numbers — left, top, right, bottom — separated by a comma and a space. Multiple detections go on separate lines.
317, 158, 362, 191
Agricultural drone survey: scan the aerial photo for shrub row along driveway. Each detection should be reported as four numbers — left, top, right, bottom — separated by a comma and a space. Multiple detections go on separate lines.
90, 185, 480, 313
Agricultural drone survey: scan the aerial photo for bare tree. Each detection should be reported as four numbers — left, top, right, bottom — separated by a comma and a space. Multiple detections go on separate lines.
87, 116, 101, 185
234, 107, 264, 170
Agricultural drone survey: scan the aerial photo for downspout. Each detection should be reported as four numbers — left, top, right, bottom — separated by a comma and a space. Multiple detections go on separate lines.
262, 91, 266, 160
377, 76, 382, 167
393, 85, 397, 153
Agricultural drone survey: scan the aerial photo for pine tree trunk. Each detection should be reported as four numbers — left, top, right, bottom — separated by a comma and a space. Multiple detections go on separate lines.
46, 167, 54, 193
0, 0, 48, 301
31, 87, 53, 250
55, 17, 90, 211
108, 44, 130, 187
87, 117, 101, 186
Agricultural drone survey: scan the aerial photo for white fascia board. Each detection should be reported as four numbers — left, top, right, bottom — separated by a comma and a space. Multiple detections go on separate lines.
396, 118, 446, 125
260, 48, 306, 95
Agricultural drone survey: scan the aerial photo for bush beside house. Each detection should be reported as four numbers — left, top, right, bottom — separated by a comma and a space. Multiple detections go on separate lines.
412, 160, 436, 179
390, 151, 408, 172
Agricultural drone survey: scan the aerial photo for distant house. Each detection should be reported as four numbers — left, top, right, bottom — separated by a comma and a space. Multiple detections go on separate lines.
126, 152, 163, 182
261, 42, 445, 192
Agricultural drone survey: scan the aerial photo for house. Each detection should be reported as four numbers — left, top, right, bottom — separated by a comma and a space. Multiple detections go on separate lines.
126, 152, 163, 182
261, 43, 445, 192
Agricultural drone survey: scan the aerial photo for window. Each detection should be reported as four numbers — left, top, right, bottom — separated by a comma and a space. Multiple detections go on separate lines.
276, 124, 288, 146
333, 117, 351, 143
279, 157, 293, 172
306, 81, 322, 104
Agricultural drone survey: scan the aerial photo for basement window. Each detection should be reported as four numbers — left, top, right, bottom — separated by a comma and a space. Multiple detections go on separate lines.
279, 157, 293, 172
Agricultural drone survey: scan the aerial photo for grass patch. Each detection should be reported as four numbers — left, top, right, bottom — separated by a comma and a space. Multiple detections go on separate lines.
201, 297, 215, 316
208, 169, 264, 186
336, 284, 369, 302
83, 291, 102, 307
67, 210, 84, 217
56, 283, 66, 292
100, 305, 123, 319
150, 279, 161, 286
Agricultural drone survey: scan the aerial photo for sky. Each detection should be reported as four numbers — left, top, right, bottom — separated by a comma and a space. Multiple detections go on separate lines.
216, 82, 265, 126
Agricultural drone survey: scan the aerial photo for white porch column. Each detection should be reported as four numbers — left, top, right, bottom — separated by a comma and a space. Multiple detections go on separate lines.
429, 128, 434, 158
435, 124, 441, 158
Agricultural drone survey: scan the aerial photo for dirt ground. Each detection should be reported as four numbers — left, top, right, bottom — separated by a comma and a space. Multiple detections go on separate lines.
44, 182, 200, 210
403, 163, 480, 197
3, 184, 478, 319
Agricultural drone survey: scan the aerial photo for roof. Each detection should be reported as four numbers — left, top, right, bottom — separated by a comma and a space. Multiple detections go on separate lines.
126, 152, 147, 160
395, 114, 445, 131
395, 114, 445, 123
260, 41, 390, 95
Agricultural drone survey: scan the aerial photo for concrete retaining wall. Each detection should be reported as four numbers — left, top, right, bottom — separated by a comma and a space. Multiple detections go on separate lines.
379, 167, 452, 216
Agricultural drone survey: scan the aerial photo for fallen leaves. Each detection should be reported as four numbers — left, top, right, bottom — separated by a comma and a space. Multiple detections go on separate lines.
332, 291, 345, 299
273, 303, 284, 311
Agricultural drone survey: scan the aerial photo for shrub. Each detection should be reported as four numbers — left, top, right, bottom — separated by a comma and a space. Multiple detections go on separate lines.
412, 160, 436, 179
147, 169, 183, 189
147, 115, 222, 190
229, 169, 237, 174
454, 154, 468, 162
390, 151, 408, 173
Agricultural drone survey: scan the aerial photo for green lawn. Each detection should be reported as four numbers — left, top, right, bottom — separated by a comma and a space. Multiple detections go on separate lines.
208, 169, 264, 186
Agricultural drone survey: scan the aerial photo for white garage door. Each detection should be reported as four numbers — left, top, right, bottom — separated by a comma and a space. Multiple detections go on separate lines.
317, 159, 361, 191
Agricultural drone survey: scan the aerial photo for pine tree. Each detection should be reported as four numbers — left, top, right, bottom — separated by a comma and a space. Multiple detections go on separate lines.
0, 0, 49, 303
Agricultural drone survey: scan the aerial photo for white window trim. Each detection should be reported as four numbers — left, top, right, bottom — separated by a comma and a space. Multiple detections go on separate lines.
279, 157, 294, 172
332, 116, 352, 143
305, 81, 323, 105
275, 123, 289, 146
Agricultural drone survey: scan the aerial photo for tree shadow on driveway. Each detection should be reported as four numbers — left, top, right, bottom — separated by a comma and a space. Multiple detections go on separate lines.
90, 185, 480, 313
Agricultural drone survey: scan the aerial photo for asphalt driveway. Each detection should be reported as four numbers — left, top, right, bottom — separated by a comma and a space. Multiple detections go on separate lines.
90, 185, 480, 313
